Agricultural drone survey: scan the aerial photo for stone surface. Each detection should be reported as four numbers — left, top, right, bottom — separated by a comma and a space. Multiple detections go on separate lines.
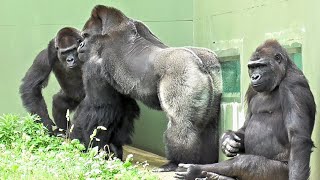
123, 146, 176, 180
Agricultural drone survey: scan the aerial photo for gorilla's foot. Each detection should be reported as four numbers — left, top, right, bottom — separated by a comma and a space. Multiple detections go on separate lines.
153, 162, 178, 172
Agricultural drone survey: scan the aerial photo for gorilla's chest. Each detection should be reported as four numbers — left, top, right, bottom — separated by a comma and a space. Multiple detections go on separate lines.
53, 63, 85, 100
245, 92, 289, 160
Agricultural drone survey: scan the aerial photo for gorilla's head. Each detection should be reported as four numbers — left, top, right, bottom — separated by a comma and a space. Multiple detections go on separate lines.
55, 27, 83, 69
82, 5, 129, 37
78, 5, 137, 62
247, 40, 291, 92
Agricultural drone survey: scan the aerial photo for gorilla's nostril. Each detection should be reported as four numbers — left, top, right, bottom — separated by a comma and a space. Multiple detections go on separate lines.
79, 42, 85, 48
67, 57, 74, 62
251, 74, 261, 81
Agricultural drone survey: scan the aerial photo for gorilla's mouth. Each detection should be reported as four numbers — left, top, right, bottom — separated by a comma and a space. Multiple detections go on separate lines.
252, 82, 263, 87
68, 64, 77, 69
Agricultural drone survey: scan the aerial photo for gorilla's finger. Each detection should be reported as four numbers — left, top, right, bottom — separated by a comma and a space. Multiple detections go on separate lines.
174, 172, 187, 179
223, 150, 237, 157
226, 144, 239, 153
205, 172, 220, 180
233, 133, 241, 141
221, 139, 228, 147
178, 163, 192, 169
226, 138, 241, 148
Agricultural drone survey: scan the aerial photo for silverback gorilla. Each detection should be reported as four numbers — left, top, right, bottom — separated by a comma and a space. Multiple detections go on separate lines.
20, 27, 84, 133
176, 40, 316, 180
77, 5, 222, 171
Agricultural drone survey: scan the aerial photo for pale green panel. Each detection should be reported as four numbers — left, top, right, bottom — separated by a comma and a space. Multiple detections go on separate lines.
0, 0, 192, 26
0, 27, 24, 114
143, 21, 193, 46
133, 104, 167, 156
108, 0, 193, 21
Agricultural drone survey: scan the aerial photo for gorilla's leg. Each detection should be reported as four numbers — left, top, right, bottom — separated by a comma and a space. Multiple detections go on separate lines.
108, 144, 124, 160
52, 90, 79, 130
176, 155, 288, 180
109, 97, 140, 160
156, 50, 217, 171
199, 123, 219, 163
71, 100, 116, 149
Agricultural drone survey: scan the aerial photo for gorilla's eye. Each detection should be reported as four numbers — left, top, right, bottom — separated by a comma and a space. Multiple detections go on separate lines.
274, 53, 282, 62
77, 39, 82, 43
82, 32, 90, 38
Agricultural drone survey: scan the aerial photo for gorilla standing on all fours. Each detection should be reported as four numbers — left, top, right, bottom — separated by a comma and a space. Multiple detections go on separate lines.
77, 5, 222, 171
176, 40, 316, 180
20, 27, 84, 133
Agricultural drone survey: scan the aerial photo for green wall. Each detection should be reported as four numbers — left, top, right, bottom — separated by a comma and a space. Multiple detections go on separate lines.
193, 0, 320, 179
0, 0, 193, 156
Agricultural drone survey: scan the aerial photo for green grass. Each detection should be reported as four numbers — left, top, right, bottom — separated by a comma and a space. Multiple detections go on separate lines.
0, 114, 158, 180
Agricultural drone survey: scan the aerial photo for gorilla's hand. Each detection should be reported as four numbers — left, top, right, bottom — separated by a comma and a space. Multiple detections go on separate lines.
221, 131, 244, 157
202, 172, 237, 180
175, 164, 206, 180
35, 118, 55, 134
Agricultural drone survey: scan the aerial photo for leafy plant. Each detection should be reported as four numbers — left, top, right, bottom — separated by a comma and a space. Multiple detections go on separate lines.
0, 114, 158, 180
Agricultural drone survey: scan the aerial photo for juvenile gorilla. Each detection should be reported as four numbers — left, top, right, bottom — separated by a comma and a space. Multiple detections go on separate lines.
176, 40, 316, 180
77, 5, 222, 171
20, 27, 84, 133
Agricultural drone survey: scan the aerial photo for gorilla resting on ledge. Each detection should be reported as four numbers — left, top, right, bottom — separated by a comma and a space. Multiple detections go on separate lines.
76, 5, 222, 171
176, 40, 316, 180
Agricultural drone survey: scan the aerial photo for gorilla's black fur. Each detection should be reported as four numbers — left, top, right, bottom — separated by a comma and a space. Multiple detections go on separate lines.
20, 27, 84, 133
176, 40, 316, 180
77, 5, 222, 171
70, 58, 140, 160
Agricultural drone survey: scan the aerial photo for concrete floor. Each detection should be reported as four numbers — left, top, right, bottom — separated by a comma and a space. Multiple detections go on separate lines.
123, 146, 176, 180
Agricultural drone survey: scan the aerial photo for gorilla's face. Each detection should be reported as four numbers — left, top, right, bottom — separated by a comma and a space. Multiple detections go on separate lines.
77, 34, 105, 62
56, 32, 83, 69
248, 41, 288, 92
57, 46, 80, 69
77, 38, 91, 62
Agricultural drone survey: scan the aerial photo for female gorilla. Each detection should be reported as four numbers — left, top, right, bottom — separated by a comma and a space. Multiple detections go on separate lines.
77, 5, 222, 171
176, 40, 316, 180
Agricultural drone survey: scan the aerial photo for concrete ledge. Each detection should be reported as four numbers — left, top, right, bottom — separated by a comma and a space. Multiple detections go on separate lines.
124, 146, 176, 180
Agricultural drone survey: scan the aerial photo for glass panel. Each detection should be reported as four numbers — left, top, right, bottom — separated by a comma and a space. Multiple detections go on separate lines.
221, 58, 241, 94
289, 52, 303, 70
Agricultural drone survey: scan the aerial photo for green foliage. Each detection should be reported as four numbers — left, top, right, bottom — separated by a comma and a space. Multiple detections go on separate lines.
0, 114, 158, 180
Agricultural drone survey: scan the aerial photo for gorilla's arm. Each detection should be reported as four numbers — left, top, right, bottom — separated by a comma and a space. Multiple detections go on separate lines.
220, 109, 249, 157
19, 48, 56, 130
285, 85, 315, 180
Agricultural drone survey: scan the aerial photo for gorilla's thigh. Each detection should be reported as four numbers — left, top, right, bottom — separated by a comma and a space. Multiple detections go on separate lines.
158, 54, 213, 163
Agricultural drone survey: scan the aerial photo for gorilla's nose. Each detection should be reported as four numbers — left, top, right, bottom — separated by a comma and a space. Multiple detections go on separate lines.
251, 74, 261, 82
66, 57, 74, 62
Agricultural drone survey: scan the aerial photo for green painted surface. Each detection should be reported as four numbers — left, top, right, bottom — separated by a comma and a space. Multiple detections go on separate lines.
194, 0, 320, 179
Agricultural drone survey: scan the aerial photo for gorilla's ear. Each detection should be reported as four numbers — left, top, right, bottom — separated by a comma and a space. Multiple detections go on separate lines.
91, 5, 129, 34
